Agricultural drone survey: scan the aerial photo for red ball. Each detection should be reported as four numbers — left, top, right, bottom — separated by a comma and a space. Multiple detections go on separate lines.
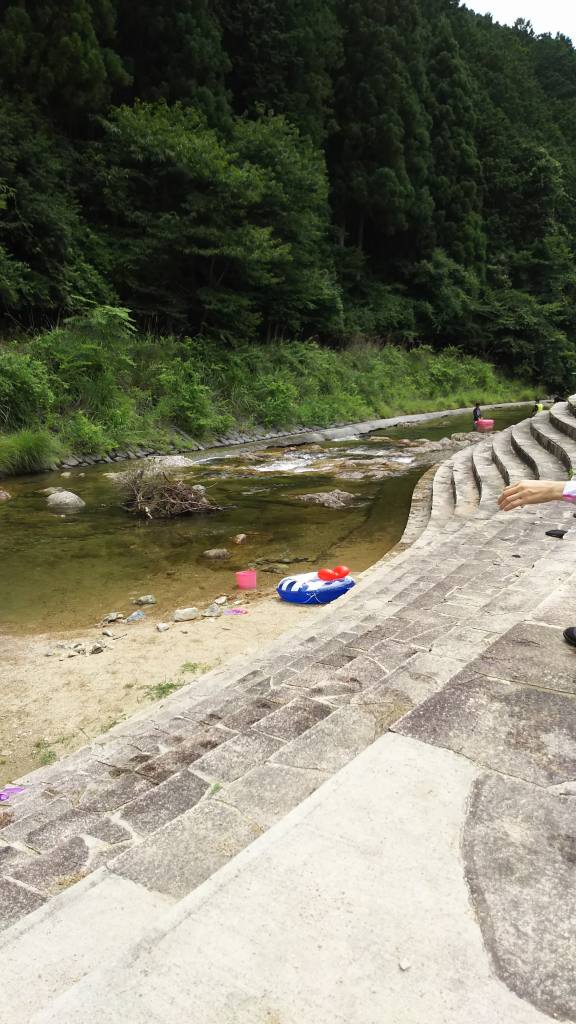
332, 565, 350, 579
318, 568, 338, 581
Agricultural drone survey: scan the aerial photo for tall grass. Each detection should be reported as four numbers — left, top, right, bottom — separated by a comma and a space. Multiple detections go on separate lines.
0, 430, 61, 476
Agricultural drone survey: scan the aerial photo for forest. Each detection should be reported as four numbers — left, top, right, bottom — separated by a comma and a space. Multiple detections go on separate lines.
0, 1, 574, 466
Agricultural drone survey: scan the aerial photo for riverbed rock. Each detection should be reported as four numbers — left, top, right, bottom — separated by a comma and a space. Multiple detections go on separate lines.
133, 594, 157, 606
125, 610, 145, 623
38, 486, 63, 496
173, 606, 200, 622
150, 455, 196, 469
60, 471, 72, 479
297, 489, 357, 509
203, 547, 230, 560
202, 603, 223, 618
0, 490, 11, 501
46, 490, 86, 510
232, 533, 247, 545
89, 642, 106, 655
156, 622, 170, 632
451, 431, 485, 445
102, 611, 123, 624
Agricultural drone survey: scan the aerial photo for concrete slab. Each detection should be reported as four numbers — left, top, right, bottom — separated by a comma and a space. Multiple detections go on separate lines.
0, 872, 173, 1024
35, 735, 555, 1024
468, 622, 576, 694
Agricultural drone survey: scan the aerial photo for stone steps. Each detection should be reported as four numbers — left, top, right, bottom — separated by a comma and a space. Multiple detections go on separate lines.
5, 403, 576, 1022
511, 418, 567, 480
26, 521, 576, 1024
530, 413, 576, 475
492, 425, 536, 485
451, 447, 480, 516
550, 401, 576, 443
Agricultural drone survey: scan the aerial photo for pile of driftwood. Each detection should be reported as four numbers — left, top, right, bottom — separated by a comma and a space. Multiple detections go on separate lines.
120, 467, 221, 520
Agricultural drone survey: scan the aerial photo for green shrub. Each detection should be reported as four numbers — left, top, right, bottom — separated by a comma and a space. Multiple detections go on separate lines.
0, 430, 61, 475
156, 363, 232, 437
0, 351, 54, 429
59, 413, 112, 455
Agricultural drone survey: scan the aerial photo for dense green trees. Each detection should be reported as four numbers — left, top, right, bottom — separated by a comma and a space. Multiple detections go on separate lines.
0, 1, 575, 389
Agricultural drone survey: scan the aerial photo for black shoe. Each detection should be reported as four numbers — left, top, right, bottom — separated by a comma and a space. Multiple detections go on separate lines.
563, 627, 576, 648
546, 529, 567, 539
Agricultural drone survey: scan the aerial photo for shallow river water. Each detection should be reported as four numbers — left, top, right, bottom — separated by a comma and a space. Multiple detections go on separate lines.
0, 406, 527, 634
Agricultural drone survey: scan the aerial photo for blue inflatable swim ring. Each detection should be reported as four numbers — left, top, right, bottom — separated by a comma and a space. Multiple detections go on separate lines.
277, 571, 355, 606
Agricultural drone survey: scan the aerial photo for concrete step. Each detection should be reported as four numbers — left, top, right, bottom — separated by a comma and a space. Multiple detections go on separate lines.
429, 459, 456, 527
451, 447, 480, 517
33, 725, 576, 1024
472, 444, 504, 512
530, 413, 576, 475
568, 393, 576, 419
492, 426, 536, 485
511, 419, 567, 480
549, 401, 576, 444
0, 870, 173, 1024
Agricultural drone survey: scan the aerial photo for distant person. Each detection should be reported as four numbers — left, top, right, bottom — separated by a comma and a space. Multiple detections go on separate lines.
498, 478, 576, 648
531, 398, 544, 416
472, 403, 481, 430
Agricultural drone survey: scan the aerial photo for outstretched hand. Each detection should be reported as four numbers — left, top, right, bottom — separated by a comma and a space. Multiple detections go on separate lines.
498, 480, 565, 512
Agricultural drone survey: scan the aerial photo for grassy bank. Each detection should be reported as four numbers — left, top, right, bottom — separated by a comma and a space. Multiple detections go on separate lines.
0, 307, 533, 477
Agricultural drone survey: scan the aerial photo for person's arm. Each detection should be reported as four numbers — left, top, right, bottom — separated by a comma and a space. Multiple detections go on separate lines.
498, 479, 572, 512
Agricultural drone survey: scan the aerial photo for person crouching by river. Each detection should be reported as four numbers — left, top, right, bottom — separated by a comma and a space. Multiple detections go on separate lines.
498, 478, 576, 648
473, 403, 481, 430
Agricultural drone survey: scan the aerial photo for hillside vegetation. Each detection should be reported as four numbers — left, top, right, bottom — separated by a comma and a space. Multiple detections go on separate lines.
0, 2, 573, 470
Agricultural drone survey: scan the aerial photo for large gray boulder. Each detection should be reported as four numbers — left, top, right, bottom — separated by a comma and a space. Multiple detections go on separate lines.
46, 489, 86, 510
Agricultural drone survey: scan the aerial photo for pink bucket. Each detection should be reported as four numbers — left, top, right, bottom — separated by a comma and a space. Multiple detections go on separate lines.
236, 569, 257, 590
477, 418, 494, 431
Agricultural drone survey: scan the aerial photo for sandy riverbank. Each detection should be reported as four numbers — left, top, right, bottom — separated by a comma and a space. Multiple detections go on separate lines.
1, 590, 309, 786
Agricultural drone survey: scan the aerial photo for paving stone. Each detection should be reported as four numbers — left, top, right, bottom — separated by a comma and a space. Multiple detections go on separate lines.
384, 618, 452, 649
271, 707, 387, 773
0, 843, 32, 873
318, 649, 359, 670
344, 618, 405, 652
530, 590, 576, 628
0, 878, 45, 931
9, 837, 100, 896
395, 672, 576, 785
469, 622, 576, 694
222, 696, 279, 731
0, 797, 74, 843
192, 732, 283, 783
119, 771, 209, 836
219, 763, 329, 830
112, 800, 262, 899
464, 772, 576, 1021
24, 809, 132, 853
136, 728, 228, 784
367, 639, 419, 673
78, 772, 156, 812
252, 697, 332, 742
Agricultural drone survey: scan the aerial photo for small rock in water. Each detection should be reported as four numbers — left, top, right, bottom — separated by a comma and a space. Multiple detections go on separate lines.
133, 594, 157, 606
156, 622, 170, 632
38, 486, 63, 496
46, 489, 86, 510
203, 548, 230, 560
60, 471, 72, 479
0, 490, 12, 502
102, 612, 124, 624
203, 603, 223, 618
297, 489, 356, 509
173, 606, 200, 622
214, 596, 228, 605
233, 533, 247, 545
126, 610, 145, 623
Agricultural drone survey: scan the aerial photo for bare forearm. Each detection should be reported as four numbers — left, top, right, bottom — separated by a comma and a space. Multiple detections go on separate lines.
498, 480, 566, 512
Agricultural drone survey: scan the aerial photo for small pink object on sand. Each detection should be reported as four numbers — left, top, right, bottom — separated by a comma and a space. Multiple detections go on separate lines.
236, 570, 257, 590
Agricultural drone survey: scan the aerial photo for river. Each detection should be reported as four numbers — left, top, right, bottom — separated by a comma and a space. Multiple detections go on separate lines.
0, 406, 527, 634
